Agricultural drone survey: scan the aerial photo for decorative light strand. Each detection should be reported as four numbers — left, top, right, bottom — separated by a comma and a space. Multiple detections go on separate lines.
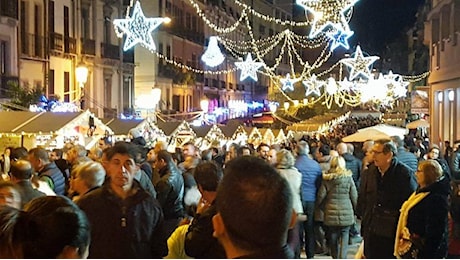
188, 0, 247, 34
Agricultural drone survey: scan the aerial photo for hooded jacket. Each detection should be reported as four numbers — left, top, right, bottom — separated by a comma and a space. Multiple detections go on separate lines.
316, 169, 357, 226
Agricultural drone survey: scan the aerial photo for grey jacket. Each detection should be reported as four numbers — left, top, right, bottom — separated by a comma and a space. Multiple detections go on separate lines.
316, 170, 357, 227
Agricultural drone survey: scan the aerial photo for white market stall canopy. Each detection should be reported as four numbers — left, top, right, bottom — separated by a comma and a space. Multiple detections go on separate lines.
0, 110, 113, 150
342, 124, 408, 142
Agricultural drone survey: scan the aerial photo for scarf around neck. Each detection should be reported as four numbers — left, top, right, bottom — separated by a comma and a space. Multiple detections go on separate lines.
393, 191, 429, 258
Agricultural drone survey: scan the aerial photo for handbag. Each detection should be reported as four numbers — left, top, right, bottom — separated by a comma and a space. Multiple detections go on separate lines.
369, 205, 399, 238
397, 233, 425, 259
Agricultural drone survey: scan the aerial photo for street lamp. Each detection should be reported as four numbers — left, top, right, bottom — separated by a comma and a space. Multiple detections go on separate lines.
76, 63, 88, 109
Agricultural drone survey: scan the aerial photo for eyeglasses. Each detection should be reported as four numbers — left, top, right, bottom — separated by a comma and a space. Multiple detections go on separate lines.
372, 150, 385, 155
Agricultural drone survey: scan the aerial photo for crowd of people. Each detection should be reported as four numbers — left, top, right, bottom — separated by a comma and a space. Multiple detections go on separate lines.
0, 126, 459, 258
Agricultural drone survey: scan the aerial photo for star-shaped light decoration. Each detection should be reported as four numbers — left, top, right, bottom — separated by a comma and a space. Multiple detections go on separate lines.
327, 29, 354, 51
113, 1, 169, 51
337, 77, 355, 92
201, 36, 225, 67
234, 53, 265, 81
392, 76, 410, 98
280, 73, 301, 92
302, 74, 325, 96
296, 0, 359, 38
340, 45, 380, 81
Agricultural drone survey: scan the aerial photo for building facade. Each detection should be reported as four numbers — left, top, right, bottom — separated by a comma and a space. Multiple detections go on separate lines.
425, 0, 460, 145
14, 0, 134, 118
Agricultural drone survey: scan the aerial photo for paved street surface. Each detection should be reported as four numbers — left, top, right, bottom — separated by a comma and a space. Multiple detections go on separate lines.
301, 235, 362, 259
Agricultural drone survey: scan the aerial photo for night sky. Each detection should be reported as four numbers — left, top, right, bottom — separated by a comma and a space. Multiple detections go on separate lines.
348, 0, 426, 55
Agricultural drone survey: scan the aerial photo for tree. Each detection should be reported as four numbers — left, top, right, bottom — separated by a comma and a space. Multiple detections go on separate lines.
6, 81, 44, 109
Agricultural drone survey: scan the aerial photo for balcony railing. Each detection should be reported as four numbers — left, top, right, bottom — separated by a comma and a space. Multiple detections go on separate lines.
0, 75, 18, 98
81, 38, 96, 56
0, 0, 18, 20
64, 36, 76, 54
101, 43, 119, 60
50, 32, 63, 52
21, 33, 45, 58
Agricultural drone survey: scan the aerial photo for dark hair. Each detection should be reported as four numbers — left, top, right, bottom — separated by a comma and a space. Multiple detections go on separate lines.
52, 148, 63, 158
318, 144, 331, 156
1, 196, 90, 258
10, 159, 33, 180
106, 142, 139, 161
257, 143, 269, 152
409, 146, 420, 153
194, 161, 223, 192
28, 147, 50, 162
217, 156, 293, 251
10, 147, 28, 161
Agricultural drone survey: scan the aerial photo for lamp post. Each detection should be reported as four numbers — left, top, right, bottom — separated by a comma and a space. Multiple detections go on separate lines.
76, 63, 88, 109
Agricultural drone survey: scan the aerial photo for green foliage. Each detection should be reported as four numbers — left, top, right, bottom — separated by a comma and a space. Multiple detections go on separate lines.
6, 81, 44, 109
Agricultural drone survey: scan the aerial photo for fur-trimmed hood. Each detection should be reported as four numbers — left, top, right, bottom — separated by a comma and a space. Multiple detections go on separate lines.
322, 169, 353, 180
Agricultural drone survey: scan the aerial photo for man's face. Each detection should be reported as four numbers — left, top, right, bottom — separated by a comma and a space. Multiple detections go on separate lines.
27, 154, 42, 171
267, 149, 277, 165
259, 146, 269, 159
0, 186, 21, 209
242, 148, 251, 156
371, 143, 392, 169
106, 153, 138, 190
183, 144, 195, 158
49, 151, 59, 161
146, 149, 156, 163
228, 146, 238, 160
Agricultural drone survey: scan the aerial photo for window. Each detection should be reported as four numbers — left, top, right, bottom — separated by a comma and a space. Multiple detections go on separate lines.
49, 1, 55, 32
81, 7, 90, 39
0, 40, 7, 75
63, 72, 70, 102
48, 70, 55, 96
166, 45, 171, 59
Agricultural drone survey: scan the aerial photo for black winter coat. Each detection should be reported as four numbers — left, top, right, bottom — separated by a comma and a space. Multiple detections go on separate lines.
77, 180, 168, 258
406, 177, 450, 258
156, 163, 185, 220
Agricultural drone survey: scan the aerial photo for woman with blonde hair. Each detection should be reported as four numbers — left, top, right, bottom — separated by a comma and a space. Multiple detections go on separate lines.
394, 159, 449, 258
276, 148, 304, 258
316, 156, 357, 259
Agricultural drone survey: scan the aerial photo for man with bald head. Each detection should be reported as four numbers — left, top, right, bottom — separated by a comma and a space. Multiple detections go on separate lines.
9, 159, 46, 208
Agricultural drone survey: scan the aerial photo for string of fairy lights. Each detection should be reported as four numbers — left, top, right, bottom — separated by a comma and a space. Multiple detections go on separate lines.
113, 0, 430, 111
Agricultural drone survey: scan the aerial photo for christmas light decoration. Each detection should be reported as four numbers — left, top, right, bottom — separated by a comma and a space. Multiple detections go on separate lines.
327, 29, 354, 51
201, 36, 225, 67
280, 73, 301, 92
113, 1, 169, 51
234, 53, 265, 81
302, 74, 325, 96
296, 0, 359, 38
340, 45, 379, 80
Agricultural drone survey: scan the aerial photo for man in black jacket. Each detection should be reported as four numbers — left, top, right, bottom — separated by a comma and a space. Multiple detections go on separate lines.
184, 161, 226, 258
77, 142, 168, 258
360, 139, 416, 258
9, 159, 45, 208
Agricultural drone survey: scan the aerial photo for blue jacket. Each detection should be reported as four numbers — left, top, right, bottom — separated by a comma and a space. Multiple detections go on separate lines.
295, 154, 322, 202
38, 161, 66, 195
396, 147, 418, 173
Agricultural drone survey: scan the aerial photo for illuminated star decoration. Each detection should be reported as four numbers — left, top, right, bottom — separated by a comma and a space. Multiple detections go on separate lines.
113, 1, 168, 51
392, 75, 410, 98
280, 73, 301, 92
235, 53, 265, 81
302, 74, 325, 96
327, 29, 354, 51
296, 0, 359, 38
201, 36, 225, 67
340, 45, 380, 80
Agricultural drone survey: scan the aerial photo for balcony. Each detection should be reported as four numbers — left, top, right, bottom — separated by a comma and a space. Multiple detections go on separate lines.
81, 38, 96, 56
0, 75, 18, 98
64, 36, 76, 54
101, 43, 119, 60
0, 0, 18, 20
21, 33, 45, 58
50, 32, 63, 52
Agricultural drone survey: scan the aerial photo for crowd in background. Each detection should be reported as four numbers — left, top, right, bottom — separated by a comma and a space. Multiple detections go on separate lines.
0, 119, 459, 258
